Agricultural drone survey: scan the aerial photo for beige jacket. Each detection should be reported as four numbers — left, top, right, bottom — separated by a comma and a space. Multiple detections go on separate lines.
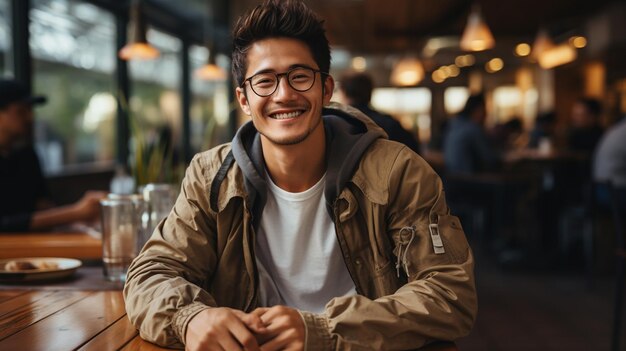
124, 103, 477, 350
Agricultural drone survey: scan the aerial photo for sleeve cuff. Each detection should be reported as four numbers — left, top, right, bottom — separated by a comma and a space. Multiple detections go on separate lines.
171, 302, 211, 345
299, 311, 334, 351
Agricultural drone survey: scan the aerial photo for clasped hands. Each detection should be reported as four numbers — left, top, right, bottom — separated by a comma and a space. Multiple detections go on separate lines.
186, 305, 305, 351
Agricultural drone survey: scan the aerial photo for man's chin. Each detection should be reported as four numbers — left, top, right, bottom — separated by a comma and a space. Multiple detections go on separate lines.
265, 133, 310, 146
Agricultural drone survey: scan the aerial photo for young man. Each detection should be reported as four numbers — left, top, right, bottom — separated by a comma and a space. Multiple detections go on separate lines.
124, 1, 477, 350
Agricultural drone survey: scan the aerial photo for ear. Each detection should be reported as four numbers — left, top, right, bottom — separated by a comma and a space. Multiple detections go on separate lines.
322, 75, 335, 105
235, 86, 252, 116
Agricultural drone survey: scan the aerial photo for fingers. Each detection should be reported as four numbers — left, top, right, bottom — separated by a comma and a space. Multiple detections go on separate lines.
228, 318, 261, 351
255, 306, 305, 351
260, 329, 302, 351
235, 309, 268, 334
185, 308, 261, 351
251, 307, 270, 317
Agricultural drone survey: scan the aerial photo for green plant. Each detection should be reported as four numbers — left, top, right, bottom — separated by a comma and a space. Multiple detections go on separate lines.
130, 118, 185, 187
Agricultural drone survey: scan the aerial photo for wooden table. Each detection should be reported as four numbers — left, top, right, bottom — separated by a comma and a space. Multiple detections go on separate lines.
0, 232, 102, 260
0, 288, 459, 351
0, 290, 165, 350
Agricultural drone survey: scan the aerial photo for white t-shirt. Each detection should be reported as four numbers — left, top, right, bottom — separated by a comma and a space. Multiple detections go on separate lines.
593, 119, 626, 186
255, 172, 357, 313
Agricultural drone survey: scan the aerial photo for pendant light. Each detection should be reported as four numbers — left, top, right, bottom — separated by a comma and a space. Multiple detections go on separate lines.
194, 46, 227, 81
194, 0, 226, 81
391, 57, 425, 86
460, 5, 495, 52
531, 29, 554, 61
119, 0, 160, 61
532, 29, 577, 69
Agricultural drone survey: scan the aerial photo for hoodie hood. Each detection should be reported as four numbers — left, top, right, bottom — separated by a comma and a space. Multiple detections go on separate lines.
231, 101, 387, 222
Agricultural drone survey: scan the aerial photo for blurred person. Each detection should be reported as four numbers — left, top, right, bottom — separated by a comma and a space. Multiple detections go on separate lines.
528, 111, 557, 150
593, 116, 626, 205
0, 78, 105, 232
567, 97, 604, 154
338, 72, 420, 153
489, 117, 524, 152
443, 93, 500, 174
562, 98, 605, 204
124, 1, 477, 350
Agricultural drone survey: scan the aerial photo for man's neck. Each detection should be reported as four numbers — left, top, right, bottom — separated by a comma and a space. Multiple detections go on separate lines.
261, 125, 326, 193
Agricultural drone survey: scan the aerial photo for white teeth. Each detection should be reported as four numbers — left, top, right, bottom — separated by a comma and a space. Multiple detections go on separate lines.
271, 111, 301, 119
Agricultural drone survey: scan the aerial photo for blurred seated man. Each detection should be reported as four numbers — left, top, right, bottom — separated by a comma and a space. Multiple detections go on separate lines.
593, 116, 626, 205
338, 72, 420, 154
0, 79, 105, 232
443, 93, 500, 174
528, 111, 556, 150
567, 97, 604, 155
489, 117, 524, 153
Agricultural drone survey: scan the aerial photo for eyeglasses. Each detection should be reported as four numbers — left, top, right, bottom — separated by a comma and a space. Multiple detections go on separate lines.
242, 67, 326, 97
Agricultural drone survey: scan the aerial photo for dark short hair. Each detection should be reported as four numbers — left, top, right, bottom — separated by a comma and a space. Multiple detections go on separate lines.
231, 0, 331, 87
577, 97, 602, 117
461, 93, 485, 117
339, 72, 373, 106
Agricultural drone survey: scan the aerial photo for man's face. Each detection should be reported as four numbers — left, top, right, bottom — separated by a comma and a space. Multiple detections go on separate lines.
235, 37, 334, 146
0, 102, 33, 145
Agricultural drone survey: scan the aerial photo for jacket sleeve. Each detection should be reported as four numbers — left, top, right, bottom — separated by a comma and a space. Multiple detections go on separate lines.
123, 154, 219, 349
301, 146, 477, 350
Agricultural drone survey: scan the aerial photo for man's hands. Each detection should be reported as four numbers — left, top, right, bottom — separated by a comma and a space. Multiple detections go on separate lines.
185, 306, 305, 351
186, 307, 266, 351
252, 306, 306, 351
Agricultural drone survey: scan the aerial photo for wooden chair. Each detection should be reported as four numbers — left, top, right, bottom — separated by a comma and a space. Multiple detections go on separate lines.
610, 182, 626, 351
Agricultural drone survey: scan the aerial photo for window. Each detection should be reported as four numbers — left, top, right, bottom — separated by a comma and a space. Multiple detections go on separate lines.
371, 87, 431, 143
444, 87, 470, 116
30, 0, 116, 173
127, 28, 183, 184
0, 0, 12, 76
189, 45, 230, 154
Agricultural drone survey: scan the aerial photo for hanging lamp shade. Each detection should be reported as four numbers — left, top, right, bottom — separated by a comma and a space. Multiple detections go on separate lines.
538, 44, 577, 69
460, 5, 495, 52
119, 1, 160, 60
391, 57, 425, 86
531, 29, 555, 60
195, 49, 227, 81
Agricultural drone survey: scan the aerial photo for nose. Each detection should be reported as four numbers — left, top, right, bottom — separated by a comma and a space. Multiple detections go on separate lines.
272, 75, 298, 101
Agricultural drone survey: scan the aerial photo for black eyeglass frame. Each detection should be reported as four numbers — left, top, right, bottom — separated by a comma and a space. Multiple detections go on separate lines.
241, 67, 328, 97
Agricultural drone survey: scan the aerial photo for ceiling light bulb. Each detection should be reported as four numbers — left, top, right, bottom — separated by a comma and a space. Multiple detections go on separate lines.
460, 5, 495, 52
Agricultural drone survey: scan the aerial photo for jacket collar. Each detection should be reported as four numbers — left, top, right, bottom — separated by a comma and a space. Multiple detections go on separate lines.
229, 102, 387, 221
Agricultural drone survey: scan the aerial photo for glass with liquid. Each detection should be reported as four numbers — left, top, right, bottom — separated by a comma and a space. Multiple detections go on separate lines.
100, 195, 145, 282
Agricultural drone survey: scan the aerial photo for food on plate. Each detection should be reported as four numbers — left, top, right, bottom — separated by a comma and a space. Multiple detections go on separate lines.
4, 260, 60, 272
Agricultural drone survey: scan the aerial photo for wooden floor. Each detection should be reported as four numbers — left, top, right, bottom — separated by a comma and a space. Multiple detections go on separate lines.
457, 247, 621, 350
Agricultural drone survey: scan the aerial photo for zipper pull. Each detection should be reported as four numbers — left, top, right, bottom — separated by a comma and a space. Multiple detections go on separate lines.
429, 223, 445, 254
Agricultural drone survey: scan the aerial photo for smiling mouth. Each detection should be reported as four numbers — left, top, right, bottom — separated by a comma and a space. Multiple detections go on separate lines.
269, 110, 304, 120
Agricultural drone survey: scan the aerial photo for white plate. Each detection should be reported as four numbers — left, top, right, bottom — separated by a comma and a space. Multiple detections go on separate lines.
0, 257, 82, 282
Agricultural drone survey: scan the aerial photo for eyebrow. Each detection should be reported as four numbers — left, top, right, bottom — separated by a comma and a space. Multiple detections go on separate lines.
250, 64, 318, 76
